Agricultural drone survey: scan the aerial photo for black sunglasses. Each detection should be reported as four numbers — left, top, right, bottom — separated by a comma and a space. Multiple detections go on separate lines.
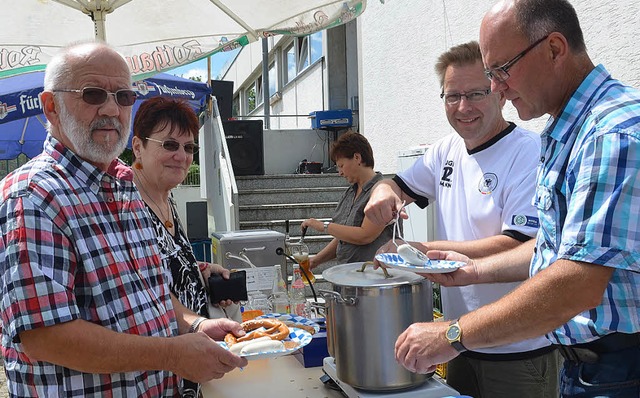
146, 137, 199, 154
53, 87, 137, 107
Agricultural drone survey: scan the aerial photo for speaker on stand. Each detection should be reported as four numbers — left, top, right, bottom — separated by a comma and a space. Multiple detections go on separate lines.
222, 120, 265, 176
210, 80, 234, 121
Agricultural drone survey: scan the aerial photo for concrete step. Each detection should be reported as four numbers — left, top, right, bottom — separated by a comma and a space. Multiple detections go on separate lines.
238, 187, 344, 206
234, 226, 332, 254
239, 202, 337, 222
236, 173, 347, 190
239, 218, 332, 236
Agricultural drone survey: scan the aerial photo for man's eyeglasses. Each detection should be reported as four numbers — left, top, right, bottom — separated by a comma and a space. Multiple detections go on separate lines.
146, 137, 200, 154
52, 87, 137, 107
440, 89, 492, 105
484, 35, 549, 83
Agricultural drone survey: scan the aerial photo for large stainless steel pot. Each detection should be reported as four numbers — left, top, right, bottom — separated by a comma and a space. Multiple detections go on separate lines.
320, 262, 433, 391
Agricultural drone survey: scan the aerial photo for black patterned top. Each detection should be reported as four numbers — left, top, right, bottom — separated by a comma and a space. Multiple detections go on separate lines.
147, 197, 209, 318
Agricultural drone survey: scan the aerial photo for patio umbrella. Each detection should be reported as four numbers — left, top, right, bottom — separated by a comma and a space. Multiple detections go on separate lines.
0, 0, 366, 80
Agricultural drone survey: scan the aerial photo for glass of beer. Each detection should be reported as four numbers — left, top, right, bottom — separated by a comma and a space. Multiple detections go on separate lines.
291, 243, 315, 284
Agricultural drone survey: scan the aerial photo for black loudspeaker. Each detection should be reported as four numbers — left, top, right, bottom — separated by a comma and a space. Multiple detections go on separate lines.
210, 80, 234, 121
186, 201, 208, 240
222, 120, 264, 176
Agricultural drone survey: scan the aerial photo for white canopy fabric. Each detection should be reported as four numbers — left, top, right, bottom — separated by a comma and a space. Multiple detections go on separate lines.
0, 0, 366, 80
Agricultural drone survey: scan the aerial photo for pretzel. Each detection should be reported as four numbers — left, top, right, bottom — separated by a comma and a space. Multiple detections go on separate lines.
282, 321, 316, 335
224, 319, 290, 346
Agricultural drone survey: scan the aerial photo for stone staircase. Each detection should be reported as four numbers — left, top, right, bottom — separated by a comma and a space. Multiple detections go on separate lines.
235, 173, 349, 294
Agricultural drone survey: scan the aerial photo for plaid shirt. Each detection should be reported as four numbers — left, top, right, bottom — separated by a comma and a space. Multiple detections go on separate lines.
0, 136, 180, 397
531, 65, 640, 345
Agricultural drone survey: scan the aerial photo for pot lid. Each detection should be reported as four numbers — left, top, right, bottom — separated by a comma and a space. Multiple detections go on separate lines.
322, 262, 424, 287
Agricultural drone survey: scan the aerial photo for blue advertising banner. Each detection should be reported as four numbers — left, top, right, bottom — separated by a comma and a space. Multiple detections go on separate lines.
0, 71, 211, 160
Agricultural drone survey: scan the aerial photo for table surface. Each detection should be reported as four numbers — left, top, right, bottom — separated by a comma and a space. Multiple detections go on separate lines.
201, 354, 343, 398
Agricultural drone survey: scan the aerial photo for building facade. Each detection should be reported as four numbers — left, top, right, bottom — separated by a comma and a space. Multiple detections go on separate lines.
221, 0, 640, 174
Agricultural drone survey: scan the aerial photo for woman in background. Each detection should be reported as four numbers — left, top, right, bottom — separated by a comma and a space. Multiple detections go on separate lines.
302, 131, 395, 271
131, 96, 240, 398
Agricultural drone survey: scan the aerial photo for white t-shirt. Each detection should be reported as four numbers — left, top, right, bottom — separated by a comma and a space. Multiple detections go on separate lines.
396, 123, 549, 354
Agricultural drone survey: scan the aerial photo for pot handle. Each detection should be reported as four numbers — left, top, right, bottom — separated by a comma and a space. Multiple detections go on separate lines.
309, 301, 326, 317
358, 261, 392, 278
318, 289, 357, 306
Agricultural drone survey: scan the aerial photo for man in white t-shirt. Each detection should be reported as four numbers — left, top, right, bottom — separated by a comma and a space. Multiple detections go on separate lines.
365, 41, 558, 397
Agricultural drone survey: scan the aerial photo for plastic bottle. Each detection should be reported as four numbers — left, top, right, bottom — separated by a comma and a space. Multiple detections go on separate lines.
270, 264, 290, 314
290, 264, 310, 317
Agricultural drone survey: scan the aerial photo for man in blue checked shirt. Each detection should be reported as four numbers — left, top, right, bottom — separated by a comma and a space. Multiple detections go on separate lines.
368, 0, 640, 396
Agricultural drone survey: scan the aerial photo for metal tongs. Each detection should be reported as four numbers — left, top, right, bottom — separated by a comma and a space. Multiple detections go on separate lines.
391, 201, 429, 265
391, 201, 407, 249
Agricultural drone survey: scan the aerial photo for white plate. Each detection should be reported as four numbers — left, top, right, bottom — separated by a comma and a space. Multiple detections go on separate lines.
375, 253, 465, 274
218, 327, 312, 360
256, 313, 321, 334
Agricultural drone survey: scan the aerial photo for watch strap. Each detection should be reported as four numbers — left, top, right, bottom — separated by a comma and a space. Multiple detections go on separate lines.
450, 339, 467, 353
188, 316, 207, 333
447, 319, 467, 353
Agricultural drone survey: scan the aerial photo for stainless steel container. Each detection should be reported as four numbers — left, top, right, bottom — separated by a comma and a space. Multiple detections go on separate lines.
321, 262, 433, 391
210, 230, 286, 269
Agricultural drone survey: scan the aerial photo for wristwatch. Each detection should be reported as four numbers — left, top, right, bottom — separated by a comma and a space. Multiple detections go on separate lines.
323, 221, 331, 233
445, 319, 467, 353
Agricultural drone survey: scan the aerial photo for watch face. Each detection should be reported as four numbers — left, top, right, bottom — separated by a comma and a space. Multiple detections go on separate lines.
446, 325, 461, 340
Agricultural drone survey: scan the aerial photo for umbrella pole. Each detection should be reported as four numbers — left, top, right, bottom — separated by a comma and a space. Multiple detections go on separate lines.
262, 38, 270, 129
93, 11, 108, 41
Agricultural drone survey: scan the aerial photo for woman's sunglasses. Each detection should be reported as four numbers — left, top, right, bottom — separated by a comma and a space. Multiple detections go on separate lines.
145, 137, 199, 154
53, 87, 137, 107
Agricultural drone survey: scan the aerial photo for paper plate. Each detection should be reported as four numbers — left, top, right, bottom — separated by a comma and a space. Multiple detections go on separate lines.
256, 313, 321, 334
375, 253, 465, 274
219, 327, 312, 360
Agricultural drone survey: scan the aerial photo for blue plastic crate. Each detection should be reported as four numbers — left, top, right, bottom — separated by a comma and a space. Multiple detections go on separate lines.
190, 239, 212, 263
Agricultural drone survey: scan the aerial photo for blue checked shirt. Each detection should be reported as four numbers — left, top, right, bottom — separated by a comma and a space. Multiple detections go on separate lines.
0, 136, 180, 397
531, 65, 640, 345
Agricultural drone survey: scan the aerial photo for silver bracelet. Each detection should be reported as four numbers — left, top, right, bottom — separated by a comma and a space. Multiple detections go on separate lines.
188, 316, 207, 333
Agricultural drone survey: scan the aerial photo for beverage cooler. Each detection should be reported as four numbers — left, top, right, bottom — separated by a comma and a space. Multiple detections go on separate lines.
211, 229, 286, 300
396, 145, 437, 242
211, 229, 286, 269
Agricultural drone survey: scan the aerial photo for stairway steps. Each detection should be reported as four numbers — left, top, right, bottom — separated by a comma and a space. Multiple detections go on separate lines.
239, 219, 332, 236
236, 173, 347, 190
239, 202, 337, 222
236, 174, 350, 300
239, 187, 345, 206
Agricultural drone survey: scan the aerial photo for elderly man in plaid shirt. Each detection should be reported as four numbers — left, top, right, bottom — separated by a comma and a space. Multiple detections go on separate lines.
0, 41, 248, 397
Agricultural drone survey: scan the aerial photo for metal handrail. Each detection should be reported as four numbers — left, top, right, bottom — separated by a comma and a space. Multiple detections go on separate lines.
199, 96, 239, 232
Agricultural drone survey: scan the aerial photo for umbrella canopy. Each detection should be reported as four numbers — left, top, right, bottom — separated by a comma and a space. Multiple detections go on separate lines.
0, 71, 211, 160
0, 0, 366, 80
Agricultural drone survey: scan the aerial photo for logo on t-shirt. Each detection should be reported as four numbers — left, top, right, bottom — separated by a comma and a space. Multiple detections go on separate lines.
440, 160, 454, 188
478, 172, 498, 194
512, 214, 540, 228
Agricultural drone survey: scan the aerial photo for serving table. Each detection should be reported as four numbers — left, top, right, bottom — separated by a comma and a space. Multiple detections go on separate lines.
201, 354, 342, 398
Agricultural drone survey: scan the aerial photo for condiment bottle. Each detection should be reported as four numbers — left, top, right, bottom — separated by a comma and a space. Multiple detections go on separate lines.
290, 264, 310, 317
270, 264, 290, 314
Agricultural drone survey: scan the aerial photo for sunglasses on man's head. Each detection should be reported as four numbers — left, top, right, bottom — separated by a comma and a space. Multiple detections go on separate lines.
52, 87, 137, 107
145, 137, 200, 154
